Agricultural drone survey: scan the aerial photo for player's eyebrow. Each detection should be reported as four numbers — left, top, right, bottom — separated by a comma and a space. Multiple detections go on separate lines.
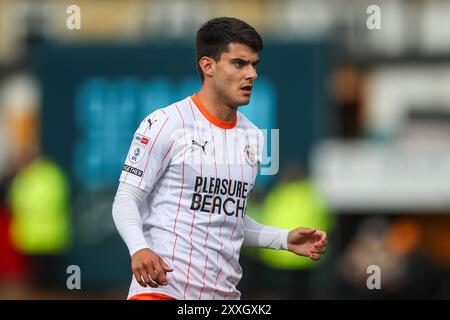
230, 58, 260, 66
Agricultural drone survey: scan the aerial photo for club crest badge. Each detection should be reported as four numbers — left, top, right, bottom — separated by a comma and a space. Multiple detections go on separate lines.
129, 134, 150, 164
244, 144, 257, 167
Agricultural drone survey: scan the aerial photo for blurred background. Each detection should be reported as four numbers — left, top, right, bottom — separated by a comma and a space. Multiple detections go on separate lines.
1, 0, 450, 300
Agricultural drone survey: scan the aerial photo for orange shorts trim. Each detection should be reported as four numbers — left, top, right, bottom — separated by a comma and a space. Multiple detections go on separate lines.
128, 293, 176, 300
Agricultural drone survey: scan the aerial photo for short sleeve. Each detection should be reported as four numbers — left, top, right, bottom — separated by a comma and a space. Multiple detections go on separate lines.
119, 109, 175, 192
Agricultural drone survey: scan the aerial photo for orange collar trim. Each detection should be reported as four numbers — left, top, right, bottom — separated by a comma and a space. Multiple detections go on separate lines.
190, 93, 237, 129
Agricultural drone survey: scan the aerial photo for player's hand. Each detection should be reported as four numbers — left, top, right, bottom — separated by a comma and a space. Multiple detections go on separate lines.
287, 227, 327, 261
131, 248, 174, 288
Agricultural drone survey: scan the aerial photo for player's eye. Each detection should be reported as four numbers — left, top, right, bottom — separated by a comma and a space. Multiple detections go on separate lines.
234, 60, 245, 68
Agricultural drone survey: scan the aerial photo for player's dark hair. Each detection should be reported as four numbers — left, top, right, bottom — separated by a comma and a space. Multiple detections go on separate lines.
196, 17, 263, 81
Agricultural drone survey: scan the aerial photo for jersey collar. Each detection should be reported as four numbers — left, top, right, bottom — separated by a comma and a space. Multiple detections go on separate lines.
190, 93, 237, 129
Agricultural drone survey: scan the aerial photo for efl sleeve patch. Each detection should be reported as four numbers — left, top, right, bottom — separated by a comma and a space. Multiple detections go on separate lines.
119, 109, 174, 192
128, 134, 151, 164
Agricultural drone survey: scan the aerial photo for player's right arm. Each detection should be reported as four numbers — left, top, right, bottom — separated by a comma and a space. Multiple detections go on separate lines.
112, 109, 177, 287
112, 182, 173, 288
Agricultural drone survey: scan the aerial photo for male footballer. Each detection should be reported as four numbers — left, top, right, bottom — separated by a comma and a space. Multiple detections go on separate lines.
112, 17, 327, 300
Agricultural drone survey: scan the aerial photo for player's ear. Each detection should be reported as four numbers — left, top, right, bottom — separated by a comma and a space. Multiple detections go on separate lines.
199, 56, 214, 78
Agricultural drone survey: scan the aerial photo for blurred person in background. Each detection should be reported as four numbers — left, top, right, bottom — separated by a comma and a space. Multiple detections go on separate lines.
0, 73, 33, 295
0, 76, 28, 296
336, 216, 439, 299
330, 65, 366, 139
112, 17, 327, 300
415, 215, 450, 298
0, 73, 71, 292
0, 204, 28, 297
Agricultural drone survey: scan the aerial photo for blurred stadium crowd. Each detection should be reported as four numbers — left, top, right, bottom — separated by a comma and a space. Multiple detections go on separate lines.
1, 0, 450, 299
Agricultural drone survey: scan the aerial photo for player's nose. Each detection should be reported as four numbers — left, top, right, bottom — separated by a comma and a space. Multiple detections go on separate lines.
246, 65, 258, 81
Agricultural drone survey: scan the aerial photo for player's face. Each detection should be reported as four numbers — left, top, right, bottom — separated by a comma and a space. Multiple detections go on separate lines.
213, 43, 259, 107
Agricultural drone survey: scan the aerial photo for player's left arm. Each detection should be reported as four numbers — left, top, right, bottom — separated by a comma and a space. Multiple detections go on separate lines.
243, 215, 327, 261
247, 129, 327, 260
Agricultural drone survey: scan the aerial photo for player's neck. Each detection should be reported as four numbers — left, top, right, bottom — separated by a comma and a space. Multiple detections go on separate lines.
197, 87, 237, 123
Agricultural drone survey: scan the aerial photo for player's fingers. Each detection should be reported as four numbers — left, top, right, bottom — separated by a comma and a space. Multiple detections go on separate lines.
154, 265, 167, 286
144, 266, 159, 288
141, 267, 158, 288
160, 258, 174, 272
314, 231, 323, 241
316, 235, 327, 246
317, 240, 327, 248
315, 240, 326, 247
139, 262, 157, 287
298, 228, 316, 236
310, 253, 321, 261
314, 244, 326, 252
133, 270, 147, 287
312, 247, 326, 254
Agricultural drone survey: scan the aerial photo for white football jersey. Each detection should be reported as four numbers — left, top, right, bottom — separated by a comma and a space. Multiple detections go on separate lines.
119, 94, 263, 300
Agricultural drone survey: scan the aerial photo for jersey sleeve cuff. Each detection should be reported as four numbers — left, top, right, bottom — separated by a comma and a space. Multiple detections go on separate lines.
280, 229, 290, 250
129, 243, 151, 257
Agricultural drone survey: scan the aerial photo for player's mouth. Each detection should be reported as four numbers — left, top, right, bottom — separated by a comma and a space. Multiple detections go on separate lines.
240, 85, 253, 96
